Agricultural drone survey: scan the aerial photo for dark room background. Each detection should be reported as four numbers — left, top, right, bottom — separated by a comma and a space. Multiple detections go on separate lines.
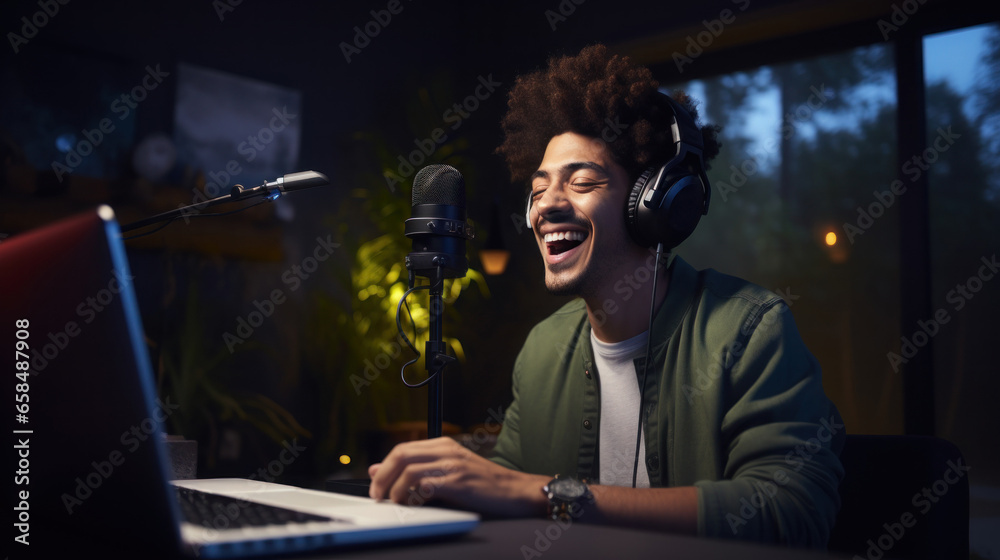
1, 0, 998, 555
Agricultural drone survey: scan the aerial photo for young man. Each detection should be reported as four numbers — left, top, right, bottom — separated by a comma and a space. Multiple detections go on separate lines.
368, 45, 844, 548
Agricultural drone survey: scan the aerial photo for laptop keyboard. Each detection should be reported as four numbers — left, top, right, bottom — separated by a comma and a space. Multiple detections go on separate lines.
175, 486, 336, 529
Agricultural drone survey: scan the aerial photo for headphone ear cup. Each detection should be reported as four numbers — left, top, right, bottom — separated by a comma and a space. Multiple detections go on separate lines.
626, 167, 655, 246
525, 191, 533, 230
660, 175, 705, 247
626, 165, 706, 249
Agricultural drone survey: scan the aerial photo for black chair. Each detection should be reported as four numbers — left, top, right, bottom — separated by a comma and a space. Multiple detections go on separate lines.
828, 434, 969, 559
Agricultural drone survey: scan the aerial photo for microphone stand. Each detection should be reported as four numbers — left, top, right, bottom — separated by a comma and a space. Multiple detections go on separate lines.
404, 258, 457, 440
402, 171, 471, 440
426, 265, 446, 439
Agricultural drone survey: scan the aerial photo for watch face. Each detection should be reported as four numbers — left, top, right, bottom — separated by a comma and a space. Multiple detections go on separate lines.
551, 478, 587, 500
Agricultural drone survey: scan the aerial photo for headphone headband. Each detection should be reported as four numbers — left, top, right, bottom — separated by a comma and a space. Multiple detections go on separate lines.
624, 93, 710, 248
651, 94, 710, 213
661, 94, 704, 152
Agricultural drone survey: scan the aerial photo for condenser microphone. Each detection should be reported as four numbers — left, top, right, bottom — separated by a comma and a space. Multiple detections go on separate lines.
404, 164, 474, 279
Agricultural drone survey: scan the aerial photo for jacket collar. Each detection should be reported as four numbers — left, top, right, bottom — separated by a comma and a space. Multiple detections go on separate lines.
577, 252, 697, 361
650, 254, 698, 359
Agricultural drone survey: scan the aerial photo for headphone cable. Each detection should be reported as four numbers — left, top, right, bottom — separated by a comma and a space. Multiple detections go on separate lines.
632, 242, 664, 488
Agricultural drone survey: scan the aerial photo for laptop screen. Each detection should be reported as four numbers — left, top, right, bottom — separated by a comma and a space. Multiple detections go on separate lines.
2, 206, 182, 555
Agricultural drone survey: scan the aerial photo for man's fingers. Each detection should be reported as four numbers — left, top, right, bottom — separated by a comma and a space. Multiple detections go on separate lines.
418, 474, 455, 502
369, 448, 438, 499
388, 460, 459, 504
368, 438, 461, 500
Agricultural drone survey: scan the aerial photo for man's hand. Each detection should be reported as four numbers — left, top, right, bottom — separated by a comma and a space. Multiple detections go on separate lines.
368, 436, 550, 517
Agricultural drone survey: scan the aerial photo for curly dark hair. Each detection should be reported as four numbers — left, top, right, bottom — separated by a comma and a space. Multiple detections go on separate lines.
497, 44, 721, 185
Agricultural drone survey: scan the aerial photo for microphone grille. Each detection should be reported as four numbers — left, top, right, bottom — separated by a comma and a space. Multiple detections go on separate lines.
412, 164, 465, 207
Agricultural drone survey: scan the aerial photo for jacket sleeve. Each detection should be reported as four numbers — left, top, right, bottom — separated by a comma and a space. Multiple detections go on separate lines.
489, 349, 524, 471
694, 302, 845, 548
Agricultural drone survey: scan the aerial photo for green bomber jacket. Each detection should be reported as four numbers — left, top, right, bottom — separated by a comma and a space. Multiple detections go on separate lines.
490, 255, 845, 547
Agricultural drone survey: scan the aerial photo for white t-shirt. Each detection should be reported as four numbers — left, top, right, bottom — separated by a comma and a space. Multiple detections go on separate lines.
591, 330, 651, 487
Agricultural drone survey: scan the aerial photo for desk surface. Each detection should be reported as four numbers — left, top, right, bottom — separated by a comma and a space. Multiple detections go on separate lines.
298, 519, 839, 560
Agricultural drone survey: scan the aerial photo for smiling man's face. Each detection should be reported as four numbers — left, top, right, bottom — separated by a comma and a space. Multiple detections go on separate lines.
529, 132, 642, 298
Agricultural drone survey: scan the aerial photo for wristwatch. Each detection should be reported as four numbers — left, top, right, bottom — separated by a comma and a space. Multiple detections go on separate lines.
542, 475, 594, 522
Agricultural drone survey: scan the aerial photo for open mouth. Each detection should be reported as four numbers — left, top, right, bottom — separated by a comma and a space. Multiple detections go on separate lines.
544, 230, 588, 256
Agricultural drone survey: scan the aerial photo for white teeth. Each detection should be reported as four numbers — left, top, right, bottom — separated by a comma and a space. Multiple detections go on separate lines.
543, 231, 587, 243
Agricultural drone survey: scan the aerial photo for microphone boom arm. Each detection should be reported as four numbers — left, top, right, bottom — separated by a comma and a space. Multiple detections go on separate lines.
119, 192, 236, 233
120, 171, 329, 233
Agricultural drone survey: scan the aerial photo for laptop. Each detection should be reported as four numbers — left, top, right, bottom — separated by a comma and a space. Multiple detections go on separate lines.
1, 206, 478, 558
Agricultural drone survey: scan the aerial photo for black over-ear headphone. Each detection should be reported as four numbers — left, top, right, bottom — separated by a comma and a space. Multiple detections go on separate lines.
525, 92, 710, 250
625, 92, 711, 249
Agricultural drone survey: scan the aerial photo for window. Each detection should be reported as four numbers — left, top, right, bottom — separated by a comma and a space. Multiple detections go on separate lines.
924, 23, 1000, 488
666, 43, 902, 434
